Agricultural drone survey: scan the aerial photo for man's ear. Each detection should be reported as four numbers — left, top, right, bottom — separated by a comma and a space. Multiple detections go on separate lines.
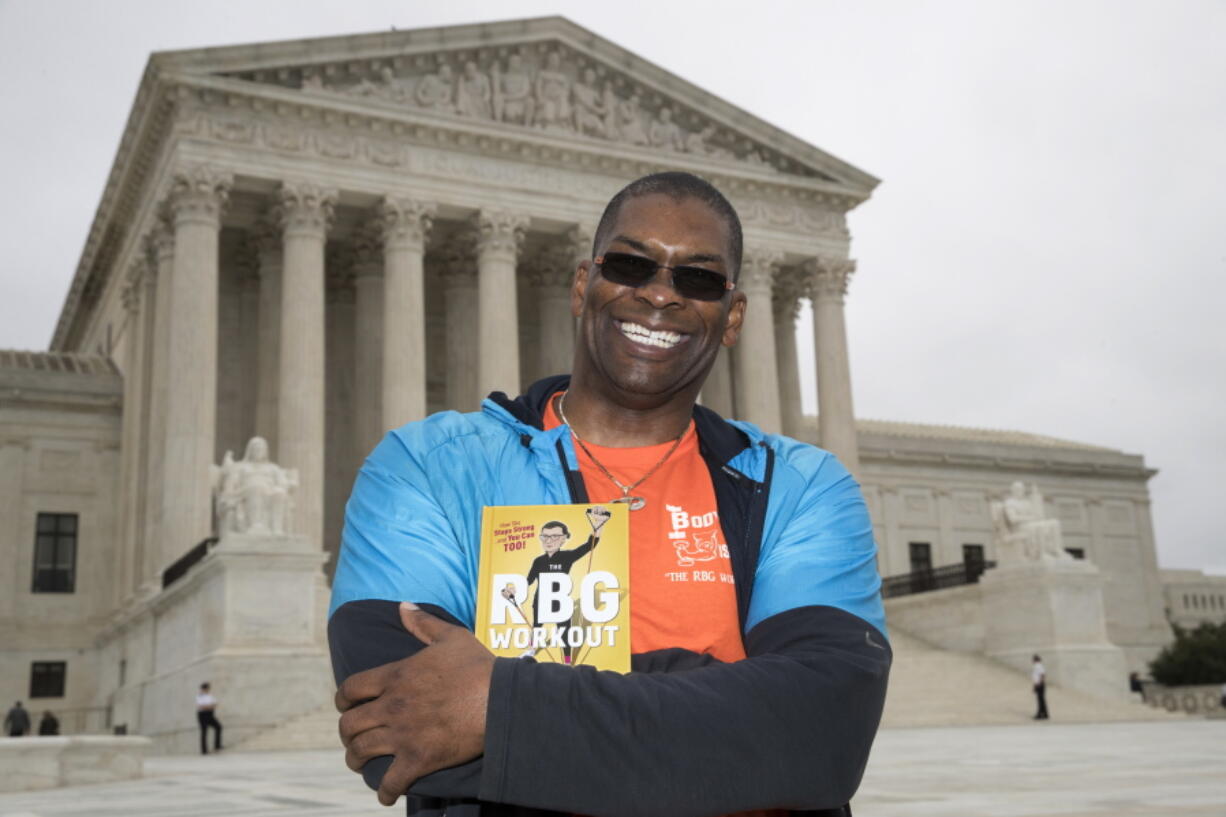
721, 292, 747, 347
571, 261, 591, 318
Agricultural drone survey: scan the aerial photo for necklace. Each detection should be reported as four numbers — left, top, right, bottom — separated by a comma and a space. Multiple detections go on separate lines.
555, 393, 684, 511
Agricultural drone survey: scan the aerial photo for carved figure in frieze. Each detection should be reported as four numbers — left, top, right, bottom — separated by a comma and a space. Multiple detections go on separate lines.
684, 123, 719, 156
455, 61, 493, 119
572, 67, 610, 138
211, 437, 298, 537
301, 74, 325, 93
989, 481, 1071, 565
533, 52, 572, 131
492, 54, 535, 126
649, 106, 685, 152
615, 93, 649, 146
415, 63, 455, 113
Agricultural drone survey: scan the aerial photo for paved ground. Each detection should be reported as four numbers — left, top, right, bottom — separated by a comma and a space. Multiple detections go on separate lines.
0, 720, 1222, 816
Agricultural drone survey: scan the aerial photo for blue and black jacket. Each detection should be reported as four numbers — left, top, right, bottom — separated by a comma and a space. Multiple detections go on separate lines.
329, 375, 891, 817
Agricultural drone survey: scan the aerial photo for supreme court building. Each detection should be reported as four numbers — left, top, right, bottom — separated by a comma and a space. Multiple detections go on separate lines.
0, 18, 1173, 749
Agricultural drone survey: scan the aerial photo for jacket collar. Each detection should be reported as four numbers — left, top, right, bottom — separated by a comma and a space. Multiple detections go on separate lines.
486, 375, 753, 467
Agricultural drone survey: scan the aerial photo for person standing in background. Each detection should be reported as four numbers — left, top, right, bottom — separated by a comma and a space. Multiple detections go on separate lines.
195, 682, 223, 754
1032, 654, 1049, 720
4, 701, 31, 736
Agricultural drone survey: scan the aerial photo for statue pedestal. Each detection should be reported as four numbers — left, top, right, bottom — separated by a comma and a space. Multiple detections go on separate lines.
114, 533, 332, 753
980, 559, 1130, 701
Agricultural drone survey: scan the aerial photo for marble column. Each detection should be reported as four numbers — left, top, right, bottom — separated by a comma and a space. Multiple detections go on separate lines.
702, 350, 735, 417
141, 220, 175, 590
475, 210, 528, 399
237, 250, 261, 446
772, 269, 805, 438
379, 196, 435, 428
351, 225, 384, 457
160, 165, 231, 569
116, 259, 148, 605
806, 256, 860, 474
732, 247, 783, 432
275, 181, 336, 545
439, 231, 479, 410
531, 226, 587, 379
253, 220, 283, 455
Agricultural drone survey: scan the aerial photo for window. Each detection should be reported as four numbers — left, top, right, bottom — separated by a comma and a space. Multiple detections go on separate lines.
908, 542, 933, 593
962, 544, 985, 566
32, 512, 77, 593
30, 661, 66, 698
1065, 547, 1085, 560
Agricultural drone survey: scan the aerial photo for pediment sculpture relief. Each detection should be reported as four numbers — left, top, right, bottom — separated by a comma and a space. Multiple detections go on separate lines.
287, 46, 812, 177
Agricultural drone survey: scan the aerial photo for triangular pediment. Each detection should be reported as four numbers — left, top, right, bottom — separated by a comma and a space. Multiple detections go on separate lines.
152, 17, 877, 195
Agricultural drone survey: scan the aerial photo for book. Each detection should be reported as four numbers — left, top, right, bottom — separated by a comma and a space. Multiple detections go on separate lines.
475, 503, 631, 673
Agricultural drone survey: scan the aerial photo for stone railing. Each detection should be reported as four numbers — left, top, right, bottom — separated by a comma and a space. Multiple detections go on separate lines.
1139, 682, 1224, 717
0, 735, 150, 791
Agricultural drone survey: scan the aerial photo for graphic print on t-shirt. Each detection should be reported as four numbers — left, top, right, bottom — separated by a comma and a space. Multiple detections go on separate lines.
544, 394, 746, 662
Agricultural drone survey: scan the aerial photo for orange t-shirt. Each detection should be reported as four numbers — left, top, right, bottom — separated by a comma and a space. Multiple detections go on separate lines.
544, 397, 745, 663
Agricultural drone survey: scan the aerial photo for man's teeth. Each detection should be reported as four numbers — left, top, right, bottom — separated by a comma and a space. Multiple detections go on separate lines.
619, 321, 682, 349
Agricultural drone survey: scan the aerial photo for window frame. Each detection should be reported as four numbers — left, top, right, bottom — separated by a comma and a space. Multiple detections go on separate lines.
31, 512, 79, 593
30, 661, 67, 699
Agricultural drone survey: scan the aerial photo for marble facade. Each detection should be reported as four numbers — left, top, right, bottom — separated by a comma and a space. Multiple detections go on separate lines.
0, 18, 1173, 747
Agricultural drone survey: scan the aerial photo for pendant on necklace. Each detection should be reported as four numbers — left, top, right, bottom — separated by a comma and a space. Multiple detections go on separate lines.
612, 495, 647, 511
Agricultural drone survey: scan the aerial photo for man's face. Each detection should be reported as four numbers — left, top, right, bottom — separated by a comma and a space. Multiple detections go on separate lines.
571, 193, 745, 403
540, 526, 568, 555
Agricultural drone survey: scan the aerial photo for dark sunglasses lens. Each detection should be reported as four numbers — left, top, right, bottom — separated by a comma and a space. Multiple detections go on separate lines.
672, 267, 728, 300
600, 254, 659, 287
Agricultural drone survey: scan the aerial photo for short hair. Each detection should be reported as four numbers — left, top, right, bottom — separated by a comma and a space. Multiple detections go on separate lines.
593, 172, 743, 278
541, 521, 570, 537
200, 682, 210, 689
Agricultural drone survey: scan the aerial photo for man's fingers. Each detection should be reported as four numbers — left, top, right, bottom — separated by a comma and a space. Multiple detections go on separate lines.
344, 725, 393, 772
377, 757, 420, 807
398, 601, 461, 645
335, 663, 391, 713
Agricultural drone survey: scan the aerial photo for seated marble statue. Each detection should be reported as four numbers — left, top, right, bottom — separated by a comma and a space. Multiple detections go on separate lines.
990, 481, 1070, 564
212, 436, 298, 537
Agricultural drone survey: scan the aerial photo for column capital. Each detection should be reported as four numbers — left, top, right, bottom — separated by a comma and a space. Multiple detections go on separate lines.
122, 258, 146, 313
378, 196, 435, 251
352, 223, 384, 280
473, 209, 528, 261
164, 164, 232, 227
740, 246, 783, 294
527, 228, 588, 289
772, 267, 806, 324
437, 230, 479, 288
327, 243, 356, 302
804, 255, 856, 301
233, 236, 262, 291
144, 216, 175, 267
275, 181, 337, 237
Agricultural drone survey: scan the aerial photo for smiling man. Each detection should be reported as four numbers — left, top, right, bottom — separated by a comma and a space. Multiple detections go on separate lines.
328, 172, 890, 817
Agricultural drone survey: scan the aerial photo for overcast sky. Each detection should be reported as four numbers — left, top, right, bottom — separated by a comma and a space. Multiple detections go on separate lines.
1, 0, 1222, 572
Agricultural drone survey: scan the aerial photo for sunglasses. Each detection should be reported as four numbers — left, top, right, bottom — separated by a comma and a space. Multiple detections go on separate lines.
595, 252, 735, 301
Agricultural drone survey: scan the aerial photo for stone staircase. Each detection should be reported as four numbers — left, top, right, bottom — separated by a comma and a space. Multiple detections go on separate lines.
236, 703, 341, 752
235, 626, 1177, 749
880, 625, 1181, 728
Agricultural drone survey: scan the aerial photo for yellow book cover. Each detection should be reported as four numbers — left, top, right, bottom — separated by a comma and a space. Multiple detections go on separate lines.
475, 503, 631, 673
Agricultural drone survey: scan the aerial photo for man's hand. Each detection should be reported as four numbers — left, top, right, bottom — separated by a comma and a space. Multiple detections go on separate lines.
335, 602, 495, 806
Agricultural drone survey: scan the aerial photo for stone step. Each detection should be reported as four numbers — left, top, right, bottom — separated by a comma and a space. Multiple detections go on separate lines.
235, 704, 340, 752
880, 626, 1182, 727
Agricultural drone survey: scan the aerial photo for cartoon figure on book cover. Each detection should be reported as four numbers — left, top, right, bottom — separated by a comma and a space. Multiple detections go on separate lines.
502, 506, 611, 662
